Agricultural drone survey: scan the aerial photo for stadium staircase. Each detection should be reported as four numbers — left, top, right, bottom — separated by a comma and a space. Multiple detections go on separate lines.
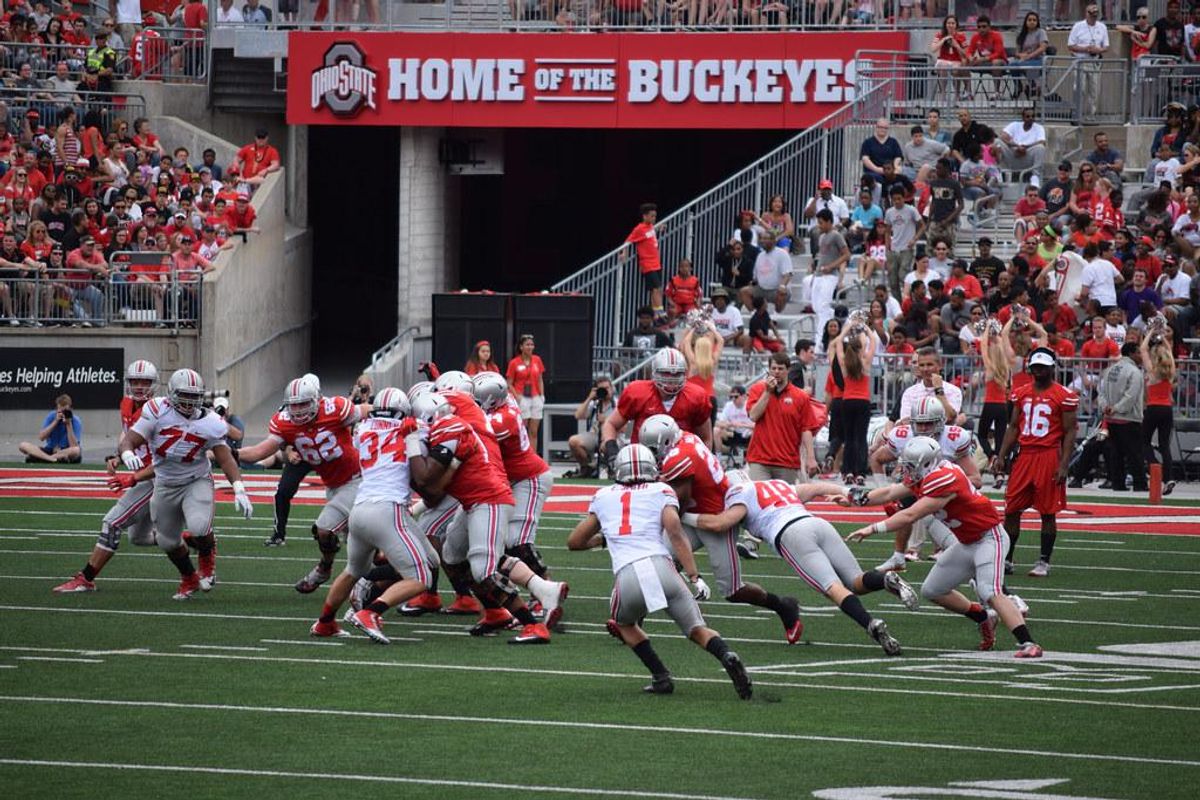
210, 49, 286, 113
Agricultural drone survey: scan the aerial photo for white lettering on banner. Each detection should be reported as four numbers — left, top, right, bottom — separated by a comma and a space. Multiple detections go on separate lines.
388, 58, 526, 101
309, 61, 377, 110
625, 59, 852, 104
569, 68, 615, 91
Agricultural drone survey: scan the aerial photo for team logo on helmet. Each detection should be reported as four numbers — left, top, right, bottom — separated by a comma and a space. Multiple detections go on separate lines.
310, 42, 378, 118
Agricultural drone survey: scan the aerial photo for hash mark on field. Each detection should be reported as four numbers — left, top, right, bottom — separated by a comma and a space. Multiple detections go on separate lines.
16, 656, 104, 664
259, 639, 344, 646
179, 644, 269, 652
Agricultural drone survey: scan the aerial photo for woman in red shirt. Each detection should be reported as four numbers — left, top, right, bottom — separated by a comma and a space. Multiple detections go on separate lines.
464, 340, 500, 376
931, 15, 969, 102
1141, 331, 1176, 495
977, 316, 1013, 476
830, 321, 876, 483
506, 333, 546, 445
681, 321, 723, 425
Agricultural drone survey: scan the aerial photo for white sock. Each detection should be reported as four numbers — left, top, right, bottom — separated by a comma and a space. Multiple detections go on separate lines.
528, 574, 554, 601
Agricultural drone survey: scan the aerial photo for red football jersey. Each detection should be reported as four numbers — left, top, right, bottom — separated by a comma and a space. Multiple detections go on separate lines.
617, 379, 711, 443
428, 414, 514, 508
440, 389, 506, 473
911, 462, 1000, 544
120, 395, 152, 465
488, 400, 549, 483
268, 395, 361, 488
659, 432, 729, 514
1010, 381, 1078, 450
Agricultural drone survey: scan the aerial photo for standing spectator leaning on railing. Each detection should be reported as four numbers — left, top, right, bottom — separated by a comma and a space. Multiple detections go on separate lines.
1068, 5, 1110, 120
620, 202, 667, 325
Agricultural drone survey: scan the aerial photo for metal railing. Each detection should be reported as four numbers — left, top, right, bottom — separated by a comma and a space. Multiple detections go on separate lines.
1, 254, 201, 330
551, 79, 892, 347
0, 86, 147, 132
129, 27, 210, 84
1131, 56, 1200, 123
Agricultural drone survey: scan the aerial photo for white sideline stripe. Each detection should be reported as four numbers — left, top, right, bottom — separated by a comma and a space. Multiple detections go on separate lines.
16, 656, 103, 664
0, 698, 1197, 769
259, 639, 344, 647
179, 644, 268, 652
0, 757, 758, 800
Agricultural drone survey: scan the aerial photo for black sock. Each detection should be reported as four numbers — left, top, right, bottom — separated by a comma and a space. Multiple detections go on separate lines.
366, 600, 388, 615
168, 550, 195, 577
1012, 624, 1033, 645
428, 566, 440, 593
1006, 530, 1019, 563
194, 535, 214, 557
320, 555, 335, 570
964, 602, 988, 624
513, 605, 537, 625
1039, 530, 1056, 562
632, 639, 669, 677
839, 594, 873, 630
759, 592, 787, 613
705, 635, 731, 661
81, 563, 98, 581
861, 570, 886, 592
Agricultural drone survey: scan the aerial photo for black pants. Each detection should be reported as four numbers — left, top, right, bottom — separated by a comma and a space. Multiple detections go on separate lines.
1071, 435, 1106, 482
1107, 421, 1147, 491
826, 397, 844, 466
840, 398, 873, 477
1142, 406, 1174, 480
274, 460, 312, 538
978, 401, 1008, 459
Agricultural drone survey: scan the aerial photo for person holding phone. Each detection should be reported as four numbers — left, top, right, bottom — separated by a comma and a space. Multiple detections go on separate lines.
19, 393, 83, 463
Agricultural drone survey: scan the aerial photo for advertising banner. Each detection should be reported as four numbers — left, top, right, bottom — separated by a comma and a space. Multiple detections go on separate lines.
287, 31, 906, 129
0, 347, 123, 409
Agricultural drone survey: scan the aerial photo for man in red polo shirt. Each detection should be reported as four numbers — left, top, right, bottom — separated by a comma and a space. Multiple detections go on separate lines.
621, 202, 668, 324
172, 234, 213, 323
224, 193, 258, 234
233, 129, 280, 188
745, 352, 825, 482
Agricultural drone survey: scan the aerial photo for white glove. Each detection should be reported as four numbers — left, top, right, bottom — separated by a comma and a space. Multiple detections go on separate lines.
120, 450, 140, 471
232, 480, 253, 519
691, 576, 711, 601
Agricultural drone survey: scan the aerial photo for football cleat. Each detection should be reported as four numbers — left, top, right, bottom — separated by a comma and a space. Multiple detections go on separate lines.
735, 533, 760, 560
310, 619, 351, 638
173, 573, 201, 601
52, 573, 96, 594
721, 651, 753, 700
263, 532, 286, 547
509, 622, 551, 645
1003, 560, 1014, 576
903, 550, 922, 562
884, 571, 920, 611
867, 618, 903, 656
1028, 560, 1050, 578
978, 609, 998, 651
351, 609, 391, 644
1015, 642, 1044, 659
605, 618, 623, 640
198, 549, 217, 592
469, 607, 515, 636
442, 594, 483, 615
780, 596, 804, 644
528, 599, 545, 620
294, 564, 332, 594
538, 582, 570, 630
875, 553, 907, 573
1010, 594, 1030, 617
398, 591, 443, 616
349, 578, 372, 612
643, 674, 675, 695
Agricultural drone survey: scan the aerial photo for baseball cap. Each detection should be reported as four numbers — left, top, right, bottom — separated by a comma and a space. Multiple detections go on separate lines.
174, 211, 185, 219
1139, 235, 1154, 246
978, 236, 993, 245
199, 166, 211, 174
1057, 160, 1072, 171
236, 191, 249, 201
711, 286, 729, 298
951, 287, 965, 296
1028, 348, 1056, 368
818, 178, 833, 189
1163, 253, 1178, 266
1042, 225, 1058, 236
255, 128, 269, 138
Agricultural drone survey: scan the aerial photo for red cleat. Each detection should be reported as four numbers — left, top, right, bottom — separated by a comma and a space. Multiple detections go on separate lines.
310, 619, 351, 638
442, 594, 482, 615
784, 618, 805, 645
52, 573, 96, 594
780, 596, 804, 644
398, 591, 443, 616
978, 610, 998, 651
509, 622, 551, 644
198, 548, 217, 592
173, 573, 201, 601
605, 618, 623, 640
351, 609, 391, 644
469, 607, 514, 636
1015, 642, 1044, 659
541, 582, 570, 630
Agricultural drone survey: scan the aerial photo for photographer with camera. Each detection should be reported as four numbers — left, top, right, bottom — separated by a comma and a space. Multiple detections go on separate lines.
210, 396, 244, 458
350, 374, 375, 405
567, 374, 618, 479
19, 393, 83, 463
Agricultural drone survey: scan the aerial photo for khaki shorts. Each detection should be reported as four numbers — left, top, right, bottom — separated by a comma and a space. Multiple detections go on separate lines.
518, 394, 545, 420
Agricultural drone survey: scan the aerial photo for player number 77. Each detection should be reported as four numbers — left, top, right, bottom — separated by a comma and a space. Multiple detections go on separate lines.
156, 427, 208, 463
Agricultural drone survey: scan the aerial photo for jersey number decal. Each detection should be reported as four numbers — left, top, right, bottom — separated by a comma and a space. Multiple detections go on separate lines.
357, 429, 403, 469
756, 480, 800, 508
618, 492, 633, 536
294, 430, 344, 465
1020, 401, 1053, 438
156, 427, 207, 462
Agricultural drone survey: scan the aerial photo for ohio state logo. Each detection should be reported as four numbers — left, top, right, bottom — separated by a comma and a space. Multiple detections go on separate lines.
310, 42, 377, 117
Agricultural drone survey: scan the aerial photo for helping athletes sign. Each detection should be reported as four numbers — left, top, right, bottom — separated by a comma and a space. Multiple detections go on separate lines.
286, 32, 905, 129
0, 347, 123, 409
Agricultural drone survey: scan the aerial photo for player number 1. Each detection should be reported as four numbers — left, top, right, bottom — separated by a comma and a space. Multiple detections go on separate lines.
619, 491, 632, 535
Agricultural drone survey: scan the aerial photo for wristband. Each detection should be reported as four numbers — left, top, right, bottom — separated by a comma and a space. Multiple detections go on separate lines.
232, 480, 246, 494
681, 512, 701, 527
405, 433, 424, 459
934, 389, 945, 396
871, 520, 889, 535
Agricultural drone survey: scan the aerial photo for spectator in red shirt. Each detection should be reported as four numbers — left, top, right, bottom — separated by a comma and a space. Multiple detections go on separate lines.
1044, 323, 1076, 358
945, 259, 983, 300
1080, 315, 1119, 362
1039, 289, 1079, 340
233, 129, 281, 188
967, 16, 1008, 80
464, 340, 500, 376
1013, 184, 1046, 241
665, 257, 701, 319
621, 202, 667, 323
164, 210, 196, 243
131, 117, 165, 167
506, 333, 546, 445
172, 234, 214, 325
1133, 236, 1163, 283
65, 235, 108, 324
224, 193, 258, 234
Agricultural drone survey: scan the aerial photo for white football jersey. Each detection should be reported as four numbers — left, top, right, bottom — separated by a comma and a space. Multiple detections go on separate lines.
724, 480, 811, 550
353, 417, 411, 505
589, 481, 680, 575
130, 397, 229, 487
884, 423, 973, 462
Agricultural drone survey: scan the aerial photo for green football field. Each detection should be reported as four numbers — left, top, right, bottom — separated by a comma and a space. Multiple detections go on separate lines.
1, 486, 1198, 800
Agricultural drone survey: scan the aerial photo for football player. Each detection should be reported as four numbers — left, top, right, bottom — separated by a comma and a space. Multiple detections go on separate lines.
237, 377, 367, 593
405, 393, 567, 644
264, 372, 320, 547
847, 437, 1044, 658
869, 396, 980, 571
566, 444, 752, 699
690, 478, 915, 656
600, 347, 712, 466
639, 414, 805, 643
116, 369, 253, 600
994, 348, 1079, 578
473, 372, 559, 622
53, 360, 168, 593
310, 388, 437, 644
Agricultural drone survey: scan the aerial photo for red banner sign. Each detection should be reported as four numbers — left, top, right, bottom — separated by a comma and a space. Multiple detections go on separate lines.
286, 32, 906, 129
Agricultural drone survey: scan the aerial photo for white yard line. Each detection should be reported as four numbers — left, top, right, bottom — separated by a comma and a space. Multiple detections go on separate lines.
15, 656, 103, 664
0, 699, 1196, 768
179, 644, 269, 652
259, 638, 344, 647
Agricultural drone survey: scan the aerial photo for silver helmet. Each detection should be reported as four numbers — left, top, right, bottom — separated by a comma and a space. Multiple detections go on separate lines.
471, 372, 510, 412
371, 387, 411, 419
898, 436, 944, 485
125, 359, 158, 402
638, 414, 681, 462
411, 392, 452, 425
911, 396, 946, 438
613, 444, 659, 485
434, 370, 473, 394
408, 381, 435, 401
301, 372, 321, 396
167, 368, 205, 416
284, 376, 320, 425
651, 347, 688, 398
